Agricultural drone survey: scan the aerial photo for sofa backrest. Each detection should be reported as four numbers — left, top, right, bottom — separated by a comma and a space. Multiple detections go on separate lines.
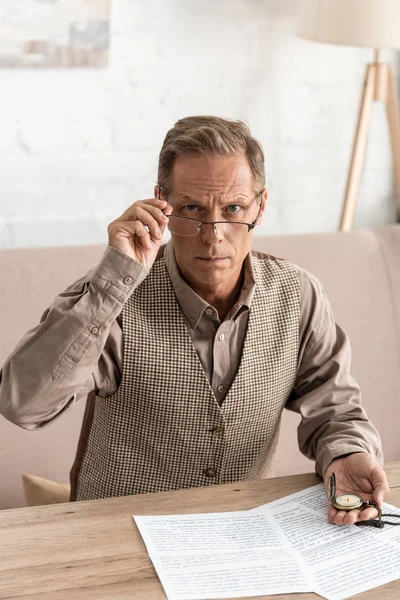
1, 225, 399, 508
252, 225, 400, 477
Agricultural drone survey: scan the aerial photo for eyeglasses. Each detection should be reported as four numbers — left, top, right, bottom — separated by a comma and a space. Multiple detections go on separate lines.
159, 188, 264, 238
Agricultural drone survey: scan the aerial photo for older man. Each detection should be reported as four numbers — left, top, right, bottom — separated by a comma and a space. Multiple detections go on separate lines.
0, 116, 388, 526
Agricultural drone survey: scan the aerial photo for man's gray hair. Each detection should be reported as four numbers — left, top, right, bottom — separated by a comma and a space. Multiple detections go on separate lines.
157, 116, 266, 194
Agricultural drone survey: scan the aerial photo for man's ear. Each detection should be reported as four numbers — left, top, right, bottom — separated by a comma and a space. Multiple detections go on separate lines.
154, 184, 160, 199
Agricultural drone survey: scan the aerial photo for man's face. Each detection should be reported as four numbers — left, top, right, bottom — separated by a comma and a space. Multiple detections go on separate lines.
164, 153, 267, 294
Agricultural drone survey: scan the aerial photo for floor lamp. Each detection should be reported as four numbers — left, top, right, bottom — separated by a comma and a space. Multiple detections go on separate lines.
297, 0, 400, 231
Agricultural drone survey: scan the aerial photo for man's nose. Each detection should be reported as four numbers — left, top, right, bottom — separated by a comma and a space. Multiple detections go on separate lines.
200, 222, 223, 244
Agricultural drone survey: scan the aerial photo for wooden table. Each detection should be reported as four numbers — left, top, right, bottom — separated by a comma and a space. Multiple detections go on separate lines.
1, 463, 400, 600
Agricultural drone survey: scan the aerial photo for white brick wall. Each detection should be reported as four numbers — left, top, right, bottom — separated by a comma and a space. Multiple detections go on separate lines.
0, 0, 399, 249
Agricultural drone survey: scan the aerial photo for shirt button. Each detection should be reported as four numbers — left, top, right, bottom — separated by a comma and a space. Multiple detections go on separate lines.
217, 385, 224, 394
212, 427, 224, 437
190, 317, 195, 324
205, 308, 213, 316
123, 276, 133, 285
91, 326, 99, 335
203, 468, 217, 478
219, 333, 225, 342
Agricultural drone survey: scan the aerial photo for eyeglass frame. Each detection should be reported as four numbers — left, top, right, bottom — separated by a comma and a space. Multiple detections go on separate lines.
157, 185, 265, 235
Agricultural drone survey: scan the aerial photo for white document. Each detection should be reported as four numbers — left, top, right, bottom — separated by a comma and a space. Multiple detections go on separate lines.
252, 484, 400, 600
134, 483, 400, 600
134, 510, 315, 600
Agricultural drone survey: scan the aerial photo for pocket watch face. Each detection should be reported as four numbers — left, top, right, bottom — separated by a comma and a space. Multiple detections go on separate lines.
334, 493, 363, 511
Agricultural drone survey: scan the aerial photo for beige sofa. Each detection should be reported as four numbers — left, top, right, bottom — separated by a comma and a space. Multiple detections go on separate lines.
1, 225, 399, 509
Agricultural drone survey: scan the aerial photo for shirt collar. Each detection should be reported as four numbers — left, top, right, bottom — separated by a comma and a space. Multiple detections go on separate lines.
164, 241, 256, 328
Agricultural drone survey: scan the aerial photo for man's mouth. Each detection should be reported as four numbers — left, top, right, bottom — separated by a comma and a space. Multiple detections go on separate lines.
196, 256, 227, 261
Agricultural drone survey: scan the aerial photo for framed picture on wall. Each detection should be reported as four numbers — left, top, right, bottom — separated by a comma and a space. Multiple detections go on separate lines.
0, 0, 111, 68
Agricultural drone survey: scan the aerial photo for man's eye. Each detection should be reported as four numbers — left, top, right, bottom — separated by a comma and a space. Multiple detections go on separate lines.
227, 205, 241, 212
185, 204, 199, 212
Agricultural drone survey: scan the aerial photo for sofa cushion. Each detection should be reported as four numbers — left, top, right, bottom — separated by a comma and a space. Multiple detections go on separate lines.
22, 474, 70, 507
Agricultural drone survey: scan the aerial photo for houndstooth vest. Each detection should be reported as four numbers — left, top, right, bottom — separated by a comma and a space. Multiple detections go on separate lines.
76, 253, 300, 500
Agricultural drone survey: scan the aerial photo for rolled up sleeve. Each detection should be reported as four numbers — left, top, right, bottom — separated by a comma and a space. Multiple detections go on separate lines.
286, 269, 383, 477
0, 245, 147, 429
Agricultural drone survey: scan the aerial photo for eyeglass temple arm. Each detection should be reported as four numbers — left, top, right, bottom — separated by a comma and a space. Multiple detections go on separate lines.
249, 194, 264, 231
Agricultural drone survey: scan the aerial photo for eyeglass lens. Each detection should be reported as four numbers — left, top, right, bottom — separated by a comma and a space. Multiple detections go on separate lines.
167, 218, 251, 237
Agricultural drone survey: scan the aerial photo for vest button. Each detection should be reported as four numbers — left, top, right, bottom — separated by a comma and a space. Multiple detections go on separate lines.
203, 468, 217, 478
212, 427, 224, 437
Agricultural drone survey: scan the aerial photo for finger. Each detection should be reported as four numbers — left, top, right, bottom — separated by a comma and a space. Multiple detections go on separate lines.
137, 202, 171, 232
140, 201, 171, 224
131, 220, 154, 250
121, 202, 168, 230
328, 505, 362, 526
150, 205, 171, 231
360, 505, 379, 521
120, 199, 168, 223
147, 201, 173, 222
327, 505, 337, 523
370, 467, 390, 505
139, 198, 173, 221
129, 197, 165, 209
109, 220, 153, 250
163, 203, 173, 217
343, 510, 362, 526
333, 510, 347, 526
125, 207, 163, 240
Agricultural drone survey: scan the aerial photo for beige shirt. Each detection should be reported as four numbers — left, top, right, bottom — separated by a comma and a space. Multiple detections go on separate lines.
0, 242, 382, 475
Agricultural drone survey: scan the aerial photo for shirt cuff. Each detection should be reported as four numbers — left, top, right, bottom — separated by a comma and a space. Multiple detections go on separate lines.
91, 245, 148, 302
316, 443, 378, 478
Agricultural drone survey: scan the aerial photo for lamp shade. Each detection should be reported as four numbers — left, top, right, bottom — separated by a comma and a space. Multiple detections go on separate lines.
297, 0, 400, 50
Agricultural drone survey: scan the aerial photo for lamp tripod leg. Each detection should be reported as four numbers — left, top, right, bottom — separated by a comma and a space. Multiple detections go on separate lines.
386, 67, 400, 223
339, 65, 376, 232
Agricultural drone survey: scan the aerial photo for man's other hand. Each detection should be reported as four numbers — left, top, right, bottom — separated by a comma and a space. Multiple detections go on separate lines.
108, 198, 173, 271
324, 453, 390, 526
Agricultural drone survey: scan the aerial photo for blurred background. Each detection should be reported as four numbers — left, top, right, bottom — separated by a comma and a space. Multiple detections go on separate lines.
0, 0, 399, 247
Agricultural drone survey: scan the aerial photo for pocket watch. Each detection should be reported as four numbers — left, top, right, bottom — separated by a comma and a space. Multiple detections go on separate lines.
328, 472, 400, 528
329, 473, 366, 511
